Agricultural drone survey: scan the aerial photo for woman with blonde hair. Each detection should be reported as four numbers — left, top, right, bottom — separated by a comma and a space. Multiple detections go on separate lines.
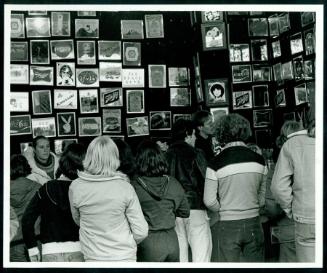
69, 136, 148, 262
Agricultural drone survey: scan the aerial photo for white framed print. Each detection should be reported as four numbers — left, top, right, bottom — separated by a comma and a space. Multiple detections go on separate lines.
79, 89, 99, 114
75, 19, 99, 38
99, 62, 122, 82
102, 109, 122, 133
32, 117, 56, 138
51, 12, 71, 37
10, 64, 29, 84
10, 115, 32, 135
126, 90, 145, 114
57, 112, 76, 137
168, 67, 189, 87
26, 17, 51, 38
149, 111, 171, 130
126, 116, 149, 137
56, 62, 75, 86
77, 40, 96, 65
78, 117, 101, 137
30, 40, 50, 65
76, 68, 99, 88
123, 42, 141, 66
122, 68, 144, 88
170, 88, 191, 107
50, 40, 75, 60
148, 65, 166, 88
10, 92, 29, 112
100, 88, 123, 107
98, 40, 121, 60
54, 89, 78, 109
121, 20, 144, 39
32, 90, 52, 115
30, 66, 54, 86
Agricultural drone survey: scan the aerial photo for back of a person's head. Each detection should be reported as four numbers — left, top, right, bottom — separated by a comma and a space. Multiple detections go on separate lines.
192, 110, 211, 128
280, 120, 303, 138
171, 118, 195, 142
10, 154, 31, 180
113, 139, 136, 178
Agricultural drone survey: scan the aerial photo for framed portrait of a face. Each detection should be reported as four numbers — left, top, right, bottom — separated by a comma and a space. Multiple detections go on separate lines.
252, 85, 269, 107
10, 92, 29, 112
103, 108, 122, 133
229, 44, 250, 62
204, 78, 229, 107
32, 90, 52, 115
11, 14, 25, 38
76, 68, 99, 87
232, 90, 253, 110
56, 62, 75, 86
121, 20, 144, 39
54, 89, 78, 109
148, 65, 166, 88
170, 88, 191, 107
10, 64, 29, 84
145, 14, 164, 38
123, 42, 141, 66
126, 116, 149, 137
77, 40, 96, 65
10, 115, 32, 135
78, 117, 101, 137
201, 22, 226, 51
99, 62, 122, 82
30, 40, 49, 64
100, 88, 123, 107
50, 40, 75, 60
248, 18, 268, 36
251, 39, 268, 61
11, 42, 28, 61
75, 19, 99, 38
57, 112, 76, 137
168, 67, 189, 87
290, 32, 304, 55
201, 11, 224, 22
149, 111, 172, 131
304, 28, 315, 55
79, 89, 99, 114
32, 117, 56, 138
30, 66, 54, 85
98, 40, 121, 60
232, 65, 252, 83
122, 68, 144, 88
26, 17, 50, 38
126, 89, 145, 114
51, 12, 71, 36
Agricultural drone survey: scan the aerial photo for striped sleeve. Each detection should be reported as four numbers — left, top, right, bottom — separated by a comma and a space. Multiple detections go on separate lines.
203, 167, 220, 211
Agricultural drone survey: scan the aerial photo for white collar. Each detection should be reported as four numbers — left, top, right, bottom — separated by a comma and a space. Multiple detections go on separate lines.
287, 129, 308, 138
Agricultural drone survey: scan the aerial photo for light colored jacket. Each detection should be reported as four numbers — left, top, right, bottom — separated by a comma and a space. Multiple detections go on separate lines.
23, 146, 59, 185
271, 130, 315, 224
69, 171, 148, 261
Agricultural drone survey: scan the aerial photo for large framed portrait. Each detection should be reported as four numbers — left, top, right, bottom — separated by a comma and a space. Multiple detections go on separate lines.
30, 66, 54, 86
75, 19, 99, 38
54, 89, 78, 109
78, 117, 101, 137
248, 18, 268, 36
204, 78, 229, 107
51, 12, 71, 36
168, 67, 189, 87
57, 112, 76, 137
30, 40, 49, 64
170, 88, 191, 107
10, 92, 29, 112
145, 14, 164, 38
77, 40, 96, 65
11, 42, 28, 61
148, 65, 166, 88
99, 62, 122, 82
123, 42, 141, 66
149, 111, 172, 131
232, 90, 253, 110
56, 62, 75, 86
11, 14, 25, 38
102, 109, 122, 133
229, 44, 250, 62
79, 89, 99, 114
76, 68, 99, 87
201, 22, 227, 51
121, 20, 144, 39
32, 117, 56, 138
26, 17, 50, 38
10, 115, 32, 135
122, 68, 144, 88
98, 40, 121, 60
32, 90, 52, 115
50, 40, 75, 60
232, 65, 252, 83
100, 88, 123, 107
10, 64, 29, 84
126, 116, 149, 137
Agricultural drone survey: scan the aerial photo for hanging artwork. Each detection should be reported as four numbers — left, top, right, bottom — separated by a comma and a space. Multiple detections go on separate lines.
204, 78, 229, 107
201, 22, 227, 50
56, 62, 75, 86
57, 112, 76, 137
51, 12, 71, 36
26, 17, 50, 38
75, 19, 99, 38
145, 14, 164, 38
121, 20, 144, 39
50, 40, 75, 60
126, 89, 145, 114
126, 116, 149, 137
32, 90, 52, 115
102, 109, 122, 133
148, 65, 166, 88
10, 115, 32, 135
11, 14, 25, 38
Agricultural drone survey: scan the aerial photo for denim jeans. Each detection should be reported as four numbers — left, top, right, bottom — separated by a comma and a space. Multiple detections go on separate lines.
294, 221, 315, 262
217, 216, 264, 262
42, 251, 84, 262
276, 217, 296, 262
10, 244, 28, 262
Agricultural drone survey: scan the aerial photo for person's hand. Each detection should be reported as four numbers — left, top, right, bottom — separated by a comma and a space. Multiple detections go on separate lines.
29, 253, 41, 262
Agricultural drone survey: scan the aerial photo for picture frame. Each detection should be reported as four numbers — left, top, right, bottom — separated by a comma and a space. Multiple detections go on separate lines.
304, 59, 315, 80
149, 111, 172, 131
253, 109, 273, 128
290, 32, 304, 55
252, 85, 269, 107
57, 112, 76, 137
294, 83, 308, 106
10, 92, 29, 112
278, 13, 290, 33
100, 88, 123, 107
32, 90, 52, 115
10, 64, 29, 84
77, 40, 96, 65
126, 89, 145, 114
78, 117, 101, 137
282, 61, 294, 80
11, 14, 25, 38
10, 115, 32, 135
30, 66, 54, 86
11, 42, 28, 61
201, 11, 224, 22
145, 14, 164, 38
304, 28, 315, 55
123, 42, 141, 66
28, 10, 47, 15
232, 90, 253, 110
229, 44, 250, 62
98, 40, 121, 60
75, 19, 99, 38
271, 40, 281, 58
232, 65, 252, 83
210, 107, 229, 121
168, 67, 189, 87
77, 11, 96, 17
76, 68, 99, 87
301, 12, 315, 27
121, 20, 144, 39
170, 87, 191, 107
102, 108, 122, 133
54, 89, 78, 109
26, 17, 50, 38
204, 78, 229, 107
50, 40, 75, 60
79, 89, 99, 114
293, 56, 304, 81
173, 114, 192, 124
56, 62, 75, 86
273, 62, 283, 83
99, 62, 122, 82
201, 22, 227, 51
20, 142, 33, 154
54, 139, 78, 155
32, 117, 56, 138
248, 18, 268, 37
252, 65, 271, 82
51, 12, 71, 37
122, 68, 145, 88
30, 40, 49, 65
126, 116, 149, 137
251, 39, 268, 61
275, 88, 286, 107
268, 15, 279, 37
148, 65, 166, 88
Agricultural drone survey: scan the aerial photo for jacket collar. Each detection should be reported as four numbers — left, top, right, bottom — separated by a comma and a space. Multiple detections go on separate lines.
287, 129, 308, 138
78, 171, 128, 182
222, 141, 246, 150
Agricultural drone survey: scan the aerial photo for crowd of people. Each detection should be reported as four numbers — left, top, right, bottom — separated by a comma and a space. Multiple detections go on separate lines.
9, 111, 316, 263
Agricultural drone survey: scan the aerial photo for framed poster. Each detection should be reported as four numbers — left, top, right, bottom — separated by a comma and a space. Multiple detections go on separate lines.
294, 83, 308, 106
10, 115, 32, 135
78, 117, 101, 137
75, 19, 99, 38
275, 88, 286, 107
252, 85, 269, 107
10, 64, 29, 84
204, 78, 229, 107
28, 10, 47, 15
77, 40, 96, 65
282, 61, 294, 80
54, 89, 78, 109
201, 11, 224, 22
304, 28, 315, 55
50, 40, 75, 60
100, 88, 123, 107
149, 111, 171, 131
11, 42, 28, 61
57, 112, 76, 137
51, 12, 71, 36
201, 22, 227, 50
273, 62, 283, 83
26, 17, 50, 38
168, 67, 189, 87
271, 40, 281, 58
122, 68, 144, 88
11, 14, 25, 38
290, 32, 304, 55
252, 65, 270, 82
145, 14, 164, 38
173, 114, 192, 124
126, 89, 145, 114
304, 59, 315, 80
123, 42, 141, 66
30, 40, 49, 65
121, 20, 144, 39
32, 117, 56, 138
10, 92, 29, 112
210, 107, 229, 121
79, 89, 99, 114
126, 116, 149, 137
77, 11, 96, 16
251, 39, 268, 61
32, 90, 52, 115
293, 57, 304, 81
56, 62, 75, 86
229, 44, 250, 62
301, 12, 315, 27
98, 40, 121, 60
232, 65, 252, 83
232, 90, 253, 110
248, 18, 268, 36
278, 13, 290, 33
30, 66, 54, 85
54, 139, 78, 155
268, 15, 279, 37
148, 65, 166, 88
76, 68, 99, 87
170, 88, 191, 107
253, 109, 273, 128
99, 62, 122, 82
102, 109, 122, 133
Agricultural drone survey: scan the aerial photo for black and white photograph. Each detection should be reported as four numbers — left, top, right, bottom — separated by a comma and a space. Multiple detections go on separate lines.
149, 111, 172, 130
126, 116, 149, 137
76, 68, 99, 87
304, 59, 315, 80
268, 15, 279, 36
275, 88, 286, 107
248, 18, 268, 36
229, 44, 250, 62
273, 62, 283, 83
121, 20, 144, 39
301, 11, 315, 27
57, 112, 77, 137
50, 39, 75, 60
170, 87, 191, 107
252, 85, 269, 107
204, 78, 229, 106
290, 32, 304, 55
10, 115, 32, 135
271, 40, 281, 58
102, 108, 122, 133
31, 117, 56, 138
126, 89, 145, 114
148, 65, 166, 88
201, 22, 227, 50
122, 68, 144, 88
145, 14, 164, 38
75, 19, 99, 38
53, 89, 78, 109
56, 62, 75, 86
10, 64, 29, 84
77, 40, 96, 65
282, 61, 294, 80
26, 17, 51, 38
79, 89, 99, 114
11, 13, 25, 38
51, 12, 71, 36
30, 40, 49, 65
30, 65, 54, 85
201, 11, 224, 22
278, 12, 290, 33
123, 42, 141, 66
232, 90, 253, 109
251, 39, 268, 61
10, 92, 29, 112
293, 56, 304, 81
252, 65, 271, 82
99, 62, 122, 82
173, 113, 191, 123
304, 28, 315, 55
31, 90, 52, 115
11, 42, 28, 61
168, 67, 189, 87
78, 117, 101, 136
100, 87, 123, 107
294, 83, 308, 106
98, 40, 121, 60
232, 64, 252, 83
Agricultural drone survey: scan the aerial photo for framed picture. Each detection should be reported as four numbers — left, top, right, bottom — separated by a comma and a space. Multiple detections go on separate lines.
54, 139, 77, 155
201, 22, 226, 50
10, 64, 29, 84
275, 88, 286, 107
30, 66, 54, 85
232, 90, 253, 110
294, 83, 308, 106
210, 107, 229, 121
229, 44, 250, 62
290, 32, 304, 55
251, 39, 268, 61
252, 85, 269, 107
77, 11, 96, 16
126, 89, 145, 114
201, 11, 224, 22
56, 62, 75, 86
252, 65, 270, 82
99, 62, 122, 82
26, 17, 50, 38
11, 42, 28, 61
57, 112, 76, 137
173, 114, 191, 124
75, 19, 99, 38
145, 14, 164, 38
253, 109, 273, 128
271, 40, 281, 58
51, 12, 71, 36
126, 116, 149, 137
32, 117, 56, 138
293, 57, 304, 81
28, 10, 47, 15
79, 89, 99, 114
304, 28, 315, 55
273, 62, 283, 83
123, 42, 141, 66
98, 40, 121, 60
304, 59, 315, 80
11, 14, 25, 38
50, 40, 75, 60
301, 12, 315, 27
248, 18, 268, 36
149, 111, 172, 130
122, 68, 144, 88
76, 68, 99, 87
168, 67, 189, 87
170, 88, 191, 107
278, 13, 290, 33
204, 78, 229, 106
78, 117, 101, 137
30, 40, 49, 64
10, 115, 32, 135
20, 142, 33, 154
100, 88, 123, 107
121, 20, 144, 39
77, 40, 96, 65
102, 109, 121, 133
10, 92, 29, 112
282, 61, 294, 80
32, 90, 52, 115
148, 65, 166, 88
232, 65, 252, 83
54, 89, 78, 109
268, 15, 279, 37
193, 53, 204, 103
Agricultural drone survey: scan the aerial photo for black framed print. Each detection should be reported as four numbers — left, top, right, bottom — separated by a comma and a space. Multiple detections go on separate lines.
57, 112, 76, 137
126, 89, 145, 114
10, 114, 32, 135
201, 22, 227, 51
11, 42, 28, 61
204, 78, 229, 107
50, 40, 75, 60
232, 65, 252, 83
149, 111, 172, 131
32, 90, 52, 115
252, 85, 269, 107
51, 12, 71, 36
100, 87, 123, 107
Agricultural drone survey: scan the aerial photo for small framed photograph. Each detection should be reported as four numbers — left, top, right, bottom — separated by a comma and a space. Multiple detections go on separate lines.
99, 62, 122, 82
229, 44, 250, 62
77, 11, 96, 16
32, 117, 56, 138
251, 39, 268, 61
232, 65, 252, 83
30, 66, 54, 85
76, 68, 99, 87
26, 17, 50, 38
11, 14, 25, 39
294, 83, 308, 106
232, 90, 253, 110
78, 117, 101, 137
248, 18, 268, 36
75, 19, 99, 38
201, 22, 226, 51
268, 15, 279, 37
252, 65, 270, 82
168, 67, 189, 87
50, 40, 74, 60
278, 13, 290, 33
149, 111, 172, 130
32, 90, 52, 115
10, 92, 29, 112
123, 42, 141, 66
103, 109, 121, 133
145, 14, 164, 38
30, 40, 49, 64
28, 10, 47, 15
56, 62, 75, 86
122, 68, 144, 88
301, 12, 315, 27
54, 139, 78, 155
210, 107, 229, 121
54, 89, 78, 109
121, 20, 144, 39
170, 88, 191, 107
253, 109, 273, 128
98, 40, 121, 60
204, 78, 229, 106
173, 114, 191, 124
271, 40, 281, 58
273, 63, 283, 83
201, 11, 224, 22
57, 112, 76, 137
304, 28, 315, 55
126, 89, 145, 114
282, 61, 294, 80
100, 88, 123, 107
11, 42, 28, 61
252, 85, 269, 107
79, 89, 99, 114
77, 41, 96, 65
10, 115, 32, 135
148, 65, 166, 88
304, 59, 315, 80
126, 116, 149, 137
51, 12, 71, 36
293, 57, 304, 81
275, 88, 286, 107
20, 142, 33, 154
10, 64, 29, 84
290, 32, 304, 55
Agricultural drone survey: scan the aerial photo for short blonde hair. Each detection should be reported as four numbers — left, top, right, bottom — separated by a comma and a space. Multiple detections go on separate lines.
280, 120, 303, 138
83, 136, 122, 176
